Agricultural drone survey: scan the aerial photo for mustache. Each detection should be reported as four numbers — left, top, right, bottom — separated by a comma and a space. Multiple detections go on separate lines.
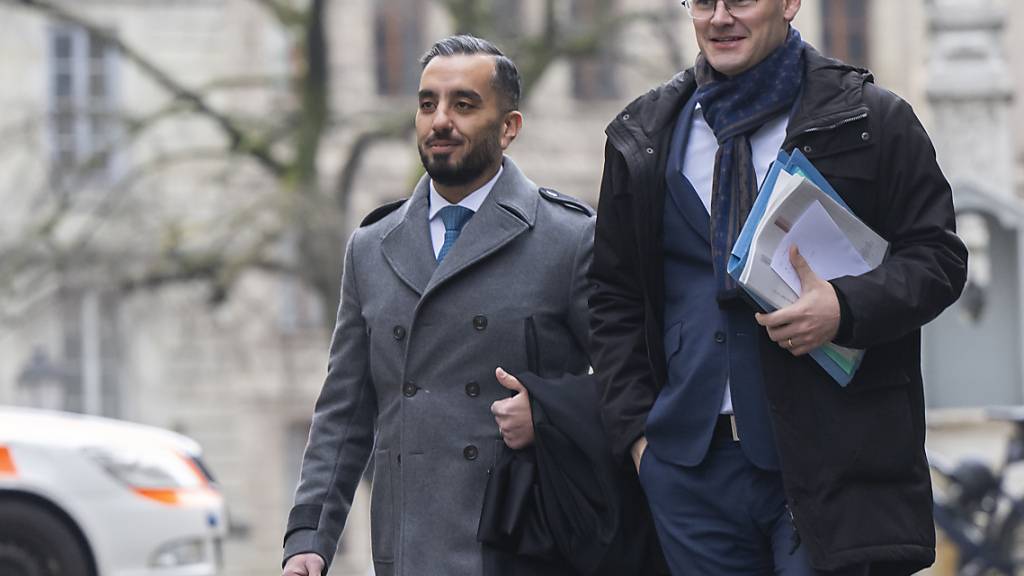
424, 132, 465, 146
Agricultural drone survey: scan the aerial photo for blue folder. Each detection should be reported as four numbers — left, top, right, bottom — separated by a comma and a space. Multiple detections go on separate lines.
728, 149, 863, 386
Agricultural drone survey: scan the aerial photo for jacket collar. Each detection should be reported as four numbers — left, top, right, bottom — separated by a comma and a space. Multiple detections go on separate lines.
380, 156, 538, 297
606, 44, 873, 153
785, 45, 872, 141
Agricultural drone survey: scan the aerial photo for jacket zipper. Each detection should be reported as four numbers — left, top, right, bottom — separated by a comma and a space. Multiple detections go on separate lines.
790, 110, 868, 140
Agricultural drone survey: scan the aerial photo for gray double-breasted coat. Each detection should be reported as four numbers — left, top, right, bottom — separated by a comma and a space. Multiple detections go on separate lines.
283, 157, 594, 576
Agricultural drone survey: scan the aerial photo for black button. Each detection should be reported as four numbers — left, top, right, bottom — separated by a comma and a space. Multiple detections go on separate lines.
465, 382, 480, 397
392, 325, 406, 341
472, 315, 488, 331
463, 445, 478, 460
714, 332, 726, 344
402, 382, 418, 397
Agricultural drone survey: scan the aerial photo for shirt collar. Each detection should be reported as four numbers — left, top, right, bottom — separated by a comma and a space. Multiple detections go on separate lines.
428, 165, 503, 220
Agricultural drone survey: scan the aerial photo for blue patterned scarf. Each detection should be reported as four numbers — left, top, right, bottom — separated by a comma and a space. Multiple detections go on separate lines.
695, 27, 804, 301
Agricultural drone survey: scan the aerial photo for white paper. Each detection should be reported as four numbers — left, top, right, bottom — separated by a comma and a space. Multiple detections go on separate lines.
771, 200, 872, 295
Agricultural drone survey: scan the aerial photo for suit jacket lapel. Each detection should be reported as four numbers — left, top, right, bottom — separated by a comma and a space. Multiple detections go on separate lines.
665, 93, 712, 246
424, 157, 537, 297
381, 177, 436, 296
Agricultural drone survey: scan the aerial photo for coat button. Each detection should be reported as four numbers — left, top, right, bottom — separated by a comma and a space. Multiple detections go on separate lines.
802, 145, 813, 154
465, 382, 480, 397
622, 113, 630, 120
646, 147, 655, 155
463, 445, 478, 460
402, 382, 418, 397
714, 332, 726, 344
861, 131, 871, 141
472, 315, 488, 331
392, 325, 406, 341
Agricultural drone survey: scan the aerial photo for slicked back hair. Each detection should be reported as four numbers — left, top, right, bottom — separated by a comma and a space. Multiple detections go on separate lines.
419, 35, 521, 113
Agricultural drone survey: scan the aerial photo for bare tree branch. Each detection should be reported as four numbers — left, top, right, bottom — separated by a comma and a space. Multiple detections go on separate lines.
334, 114, 415, 212
292, 0, 328, 193
2, 0, 288, 177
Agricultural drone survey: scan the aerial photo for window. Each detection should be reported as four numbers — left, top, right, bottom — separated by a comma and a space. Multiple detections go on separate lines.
49, 24, 120, 185
58, 288, 122, 417
374, 0, 424, 96
821, 0, 869, 68
570, 0, 620, 101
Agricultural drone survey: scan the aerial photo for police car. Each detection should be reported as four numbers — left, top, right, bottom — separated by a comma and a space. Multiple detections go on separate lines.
0, 406, 226, 575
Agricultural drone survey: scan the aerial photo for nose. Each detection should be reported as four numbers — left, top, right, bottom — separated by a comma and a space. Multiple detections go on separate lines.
708, 0, 735, 25
431, 104, 453, 133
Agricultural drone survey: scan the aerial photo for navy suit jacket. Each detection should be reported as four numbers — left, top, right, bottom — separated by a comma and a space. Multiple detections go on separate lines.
647, 97, 778, 470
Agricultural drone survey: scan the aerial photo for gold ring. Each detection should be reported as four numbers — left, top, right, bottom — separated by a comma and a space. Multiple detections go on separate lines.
787, 338, 793, 348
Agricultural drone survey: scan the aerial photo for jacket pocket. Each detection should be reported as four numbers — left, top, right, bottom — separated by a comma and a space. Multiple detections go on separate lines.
370, 448, 395, 563
817, 371, 917, 482
663, 321, 684, 371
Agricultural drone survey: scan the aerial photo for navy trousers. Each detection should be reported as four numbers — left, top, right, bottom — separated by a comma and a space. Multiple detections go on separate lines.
639, 437, 813, 576
639, 439, 921, 576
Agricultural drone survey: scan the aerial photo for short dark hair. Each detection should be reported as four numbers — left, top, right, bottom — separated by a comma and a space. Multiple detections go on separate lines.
420, 35, 521, 112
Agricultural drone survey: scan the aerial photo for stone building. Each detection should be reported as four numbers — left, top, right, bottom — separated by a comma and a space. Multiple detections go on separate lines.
0, 1, 1021, 574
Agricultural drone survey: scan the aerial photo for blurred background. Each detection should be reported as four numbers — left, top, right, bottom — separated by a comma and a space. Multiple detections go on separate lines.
0, 0, 1021, 574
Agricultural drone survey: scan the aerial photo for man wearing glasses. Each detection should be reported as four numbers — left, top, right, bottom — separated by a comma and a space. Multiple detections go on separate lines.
590, 0, 966, 574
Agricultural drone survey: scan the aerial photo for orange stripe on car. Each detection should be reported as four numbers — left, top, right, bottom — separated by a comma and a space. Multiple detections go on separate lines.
0, 446, 17, 476
134, 487, 221, 507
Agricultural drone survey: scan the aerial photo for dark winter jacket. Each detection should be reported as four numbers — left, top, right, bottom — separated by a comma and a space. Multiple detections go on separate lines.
589, 44, 968, 571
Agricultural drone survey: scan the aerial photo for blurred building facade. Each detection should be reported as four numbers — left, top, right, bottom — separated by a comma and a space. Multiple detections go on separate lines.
0, 0, 1021, 574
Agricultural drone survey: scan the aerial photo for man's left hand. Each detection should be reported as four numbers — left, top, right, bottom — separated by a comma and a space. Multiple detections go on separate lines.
491, 367, 535, 450
755, 246, 841, 356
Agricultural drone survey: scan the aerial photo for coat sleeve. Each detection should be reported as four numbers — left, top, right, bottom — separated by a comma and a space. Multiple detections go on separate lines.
830, 92, 968, 349
283, 232, 378, 570
589, 140, 660, 463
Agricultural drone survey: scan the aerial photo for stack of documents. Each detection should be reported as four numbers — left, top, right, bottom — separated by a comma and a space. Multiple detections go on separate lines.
728, 150, 888, 385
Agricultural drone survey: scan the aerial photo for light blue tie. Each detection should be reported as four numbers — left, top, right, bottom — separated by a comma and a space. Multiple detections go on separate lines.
437, 205, 474, 263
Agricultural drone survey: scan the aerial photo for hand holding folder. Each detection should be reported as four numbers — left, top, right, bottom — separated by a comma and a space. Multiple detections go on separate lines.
729, 150, 888, 385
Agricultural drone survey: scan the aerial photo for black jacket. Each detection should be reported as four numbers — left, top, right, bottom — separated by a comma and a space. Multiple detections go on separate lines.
589, 45, 968, 571
478, 372, 666, 576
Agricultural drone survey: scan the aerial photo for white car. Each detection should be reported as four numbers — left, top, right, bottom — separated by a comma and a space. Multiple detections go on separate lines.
0, 406, 226, 576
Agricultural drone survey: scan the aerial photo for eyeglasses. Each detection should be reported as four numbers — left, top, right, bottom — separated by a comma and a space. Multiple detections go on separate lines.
681, 0, 759, 21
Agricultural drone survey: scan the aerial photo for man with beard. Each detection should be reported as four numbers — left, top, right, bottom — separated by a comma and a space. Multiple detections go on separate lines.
281, 35, 594, 576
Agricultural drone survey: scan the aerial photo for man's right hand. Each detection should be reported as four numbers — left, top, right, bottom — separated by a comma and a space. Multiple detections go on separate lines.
631, 436, 648, 474
283, 553, 325, 576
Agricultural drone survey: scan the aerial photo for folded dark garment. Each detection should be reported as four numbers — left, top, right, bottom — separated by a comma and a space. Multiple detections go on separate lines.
478, 372, 667, 576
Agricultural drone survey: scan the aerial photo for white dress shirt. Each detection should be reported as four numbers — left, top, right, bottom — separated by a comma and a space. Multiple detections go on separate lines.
428, 166, 503, 258
683, 104, 789, 414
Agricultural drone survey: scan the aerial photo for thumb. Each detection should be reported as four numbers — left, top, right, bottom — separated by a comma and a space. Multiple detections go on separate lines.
789, 245, 817, 288
495, 367, 525, 393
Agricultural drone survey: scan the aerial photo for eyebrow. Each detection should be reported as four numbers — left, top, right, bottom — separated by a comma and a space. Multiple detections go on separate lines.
451, 89, 483, 103
417, 89, 483, 103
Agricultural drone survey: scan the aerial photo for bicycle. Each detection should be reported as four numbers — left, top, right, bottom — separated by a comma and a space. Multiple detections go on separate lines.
929, 407, 1024, 575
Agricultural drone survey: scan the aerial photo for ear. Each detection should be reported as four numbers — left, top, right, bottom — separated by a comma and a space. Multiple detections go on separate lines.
500, 111, 524, 149
783, 0, 801, 22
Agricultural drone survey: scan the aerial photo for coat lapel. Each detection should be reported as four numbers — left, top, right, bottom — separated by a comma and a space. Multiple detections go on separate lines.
423, 157, 537, 297
665, 94, 712, 246
381, 177, 436, 296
